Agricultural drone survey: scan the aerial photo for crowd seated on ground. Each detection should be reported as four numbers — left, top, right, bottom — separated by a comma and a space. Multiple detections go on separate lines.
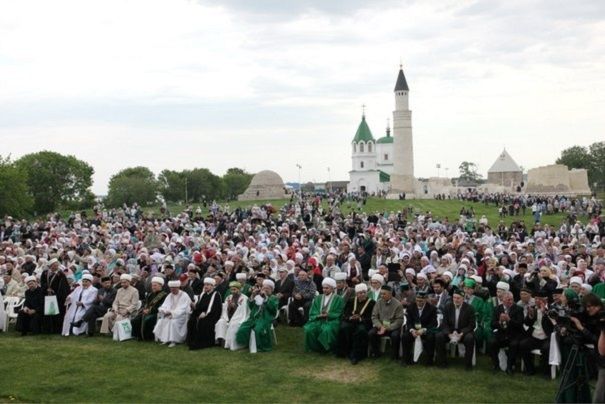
1, 193, 605, 396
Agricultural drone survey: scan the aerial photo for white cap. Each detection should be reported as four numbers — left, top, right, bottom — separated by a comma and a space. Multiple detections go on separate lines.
168, 280, 180, 288
334, 272, 347, 281
204, 277, 216, 286
355, 283, 368, 293
322, 278, 337, 289
235, 273, 247, 281
262, 279, 275, 290
151, 276, 165, 286
471, 275, 483, 284
569, 276, 582, 286
496, 281, 510, 291
442, 271, 453, 280
224, 260, 234, 267
25, 275, 37, 284
405, 268, 415, 276
82, 274, 93, 281
120, 274, 132, 282
416, 273, 428, 280
371, 274, 385, 285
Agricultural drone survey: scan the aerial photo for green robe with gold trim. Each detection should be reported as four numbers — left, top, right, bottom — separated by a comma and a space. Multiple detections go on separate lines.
235, 295, 278, 352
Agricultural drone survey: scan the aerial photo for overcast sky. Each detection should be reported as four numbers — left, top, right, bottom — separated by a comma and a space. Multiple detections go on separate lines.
1, 0, 604, 194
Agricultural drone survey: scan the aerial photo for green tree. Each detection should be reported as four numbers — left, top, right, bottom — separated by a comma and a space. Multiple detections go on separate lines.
222, 168, 253, 201
106, 166, 158, 207
0, 155, 33, 217
184, 168, 223, 202
458, 161, 482, 183
15, 151, 94, 214
556, 145, 591, 170
158, 169, 187, 203
588, 141, 605, 191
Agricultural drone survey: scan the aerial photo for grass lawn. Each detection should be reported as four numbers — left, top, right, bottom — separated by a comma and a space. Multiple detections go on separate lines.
0, 326, 559, 403
152, 197, 573, 229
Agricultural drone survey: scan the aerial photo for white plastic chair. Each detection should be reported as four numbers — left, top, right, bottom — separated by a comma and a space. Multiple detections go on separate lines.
4, 297, 24, 330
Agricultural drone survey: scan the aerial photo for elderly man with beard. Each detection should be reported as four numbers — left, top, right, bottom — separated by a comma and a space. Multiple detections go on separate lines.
131, 277, 167, 341
215, 281, 249, 350
78, 276, 116, 336
435, 288, 476, 370
187, 277, 222, 350
236, 279, 279, 352
368, 285, 404, 360
16, 276, 44, 336
337, 283, 375, 364
304, 278, 344, 354
155, 280, 192, 347
100, 274, 139, 336
288, 270, 317, 326
62, 274, 97, 336
39, 258, 70, 334
488, 290, 524, 374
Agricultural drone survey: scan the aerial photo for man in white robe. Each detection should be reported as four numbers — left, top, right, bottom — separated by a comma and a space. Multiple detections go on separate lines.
215, 281, 249, 350
154, 280, 191, 347
62, 274, 98, 336
100, 274, 140, 335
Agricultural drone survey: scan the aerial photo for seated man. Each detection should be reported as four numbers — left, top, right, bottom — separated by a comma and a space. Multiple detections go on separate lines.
304, 278, 344, 354
236, 279, 279, 352
131, 277, 168, 341
187, 277, 222, 350
519, 290, 553, 376
337, 283, 375, 364
100, 274, 139, 336
488, 290, 524, 374
401, 290, 437, 366
79, 276, 116, 336
15, 276, 44, 336
154, 280, 192, 347
435, 288, 476, 370
368, 285, 404, 359
62, 274, 98, 336
335, 272, 354, 303
288, 270, 317, 326
274, 267, 294, 308
215, 281, 249, 350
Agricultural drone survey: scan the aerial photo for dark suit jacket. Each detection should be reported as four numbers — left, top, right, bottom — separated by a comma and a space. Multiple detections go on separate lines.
523, 308, 554, 337
491, 303, 524, 341
405, 302, 438, 332
275, 275, 295, 306
440, 301, 476, 335
434, 291, 451, 314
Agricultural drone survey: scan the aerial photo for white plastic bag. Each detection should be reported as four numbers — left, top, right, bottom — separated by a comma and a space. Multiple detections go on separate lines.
115, 319, 133, 342
413, 335, 423, 362
44, 295, 59, 316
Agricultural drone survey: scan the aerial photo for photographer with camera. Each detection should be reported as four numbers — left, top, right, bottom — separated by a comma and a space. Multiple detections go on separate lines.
519, 290, 553, 376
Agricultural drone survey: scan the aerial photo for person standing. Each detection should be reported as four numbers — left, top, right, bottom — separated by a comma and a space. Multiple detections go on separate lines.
39, 258, 70, 334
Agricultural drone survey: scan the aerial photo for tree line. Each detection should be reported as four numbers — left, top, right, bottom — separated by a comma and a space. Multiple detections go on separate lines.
0, 151, 253, 217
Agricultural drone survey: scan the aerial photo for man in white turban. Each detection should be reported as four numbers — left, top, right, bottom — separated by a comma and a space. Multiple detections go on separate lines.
62, 274, 98, 336
154, 280, 192, 347
215, 281, 249, 350
186, 277, 222, 350
304, 278, 344, 353
100, 274, 139, 336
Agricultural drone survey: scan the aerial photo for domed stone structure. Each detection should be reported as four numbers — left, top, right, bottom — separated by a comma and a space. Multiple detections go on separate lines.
238, 170, 288, 201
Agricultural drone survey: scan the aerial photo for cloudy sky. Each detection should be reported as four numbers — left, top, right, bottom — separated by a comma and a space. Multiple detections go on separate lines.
1, 0, 604, 194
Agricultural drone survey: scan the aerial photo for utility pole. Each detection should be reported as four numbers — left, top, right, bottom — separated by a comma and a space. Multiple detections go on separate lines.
184, 176, 188, 204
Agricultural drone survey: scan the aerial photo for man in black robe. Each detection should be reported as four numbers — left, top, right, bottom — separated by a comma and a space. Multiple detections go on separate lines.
337, 283, 375, 365
131, 277, 167, 341
39, 258, 70, 334
16, 276, 44, 335
187, 277, 222, 350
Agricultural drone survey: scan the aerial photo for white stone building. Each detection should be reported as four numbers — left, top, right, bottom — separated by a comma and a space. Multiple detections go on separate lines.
347, 115, 394, 194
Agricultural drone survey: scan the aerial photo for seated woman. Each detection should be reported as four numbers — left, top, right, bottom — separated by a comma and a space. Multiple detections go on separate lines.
236, 279, 278, 352
131, 277, 167, 341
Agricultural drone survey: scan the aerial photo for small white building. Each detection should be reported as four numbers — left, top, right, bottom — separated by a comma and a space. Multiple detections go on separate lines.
347, 115, 394, 194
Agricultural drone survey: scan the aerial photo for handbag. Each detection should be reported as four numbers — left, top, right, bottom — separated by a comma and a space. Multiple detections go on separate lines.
115, 319, 133, 342
44, 295, 59, 316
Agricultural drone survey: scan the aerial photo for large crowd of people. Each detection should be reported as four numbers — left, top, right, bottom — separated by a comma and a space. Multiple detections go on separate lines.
1, 193, 605, 401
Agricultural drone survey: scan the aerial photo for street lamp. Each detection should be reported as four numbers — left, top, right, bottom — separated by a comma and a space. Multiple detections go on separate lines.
436, 163, 441, 178
296, 164, 302, 194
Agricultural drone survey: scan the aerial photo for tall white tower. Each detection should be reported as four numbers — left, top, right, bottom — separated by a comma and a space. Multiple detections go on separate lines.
388, 65, 415, 197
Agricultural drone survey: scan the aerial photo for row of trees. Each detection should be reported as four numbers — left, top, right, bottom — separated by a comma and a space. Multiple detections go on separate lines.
556, 141, 605, 191
0, 151, 253, 217
105, 167, 252, 207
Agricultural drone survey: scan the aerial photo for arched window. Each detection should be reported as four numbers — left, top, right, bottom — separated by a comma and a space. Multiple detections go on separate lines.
360, 161, 364, 169
368, 142, 372, 153
360, 143, 365, 153
353, 143, 357, 153
384, 154, 388, 161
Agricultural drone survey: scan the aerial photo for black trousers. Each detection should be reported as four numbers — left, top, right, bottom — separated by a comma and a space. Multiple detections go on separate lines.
519, 336, 550, 375
15, 312, 41, 335
488, 336, 521, 371
81, 304, 109, 335
288, 298, 312, 327
435, 331, 475, 367
337, 321, 370, 361
368, 327, 401, 358
401, 330, 435, 364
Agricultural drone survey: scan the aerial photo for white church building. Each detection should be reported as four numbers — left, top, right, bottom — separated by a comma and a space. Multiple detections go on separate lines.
348, 66, 413, 195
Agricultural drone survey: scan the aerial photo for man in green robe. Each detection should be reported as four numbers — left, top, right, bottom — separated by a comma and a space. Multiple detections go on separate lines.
304, 277, 344, 354
236, 279, 278, 352
131, 277, 167, 341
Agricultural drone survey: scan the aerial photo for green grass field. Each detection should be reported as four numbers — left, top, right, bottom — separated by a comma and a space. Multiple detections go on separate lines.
152, 197, 573, 228
0, 326, 558, 403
